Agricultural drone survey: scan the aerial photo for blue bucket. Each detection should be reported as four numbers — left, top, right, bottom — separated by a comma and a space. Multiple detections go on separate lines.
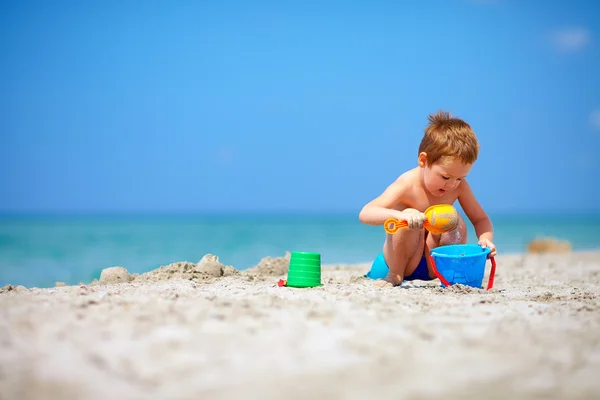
429, 244, 497, 290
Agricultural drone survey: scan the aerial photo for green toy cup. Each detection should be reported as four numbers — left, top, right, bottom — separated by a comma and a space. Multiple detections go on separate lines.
286, 251, 322, 288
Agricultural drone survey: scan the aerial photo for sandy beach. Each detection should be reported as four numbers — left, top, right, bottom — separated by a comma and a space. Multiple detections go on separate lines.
1, 250, 599, 400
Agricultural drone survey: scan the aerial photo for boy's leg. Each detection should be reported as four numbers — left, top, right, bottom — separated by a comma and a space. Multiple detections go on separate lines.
423, 212, 467, 278
380, 209, 426, 286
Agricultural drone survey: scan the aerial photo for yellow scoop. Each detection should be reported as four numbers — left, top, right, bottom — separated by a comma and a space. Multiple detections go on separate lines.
384, 204, 459, 235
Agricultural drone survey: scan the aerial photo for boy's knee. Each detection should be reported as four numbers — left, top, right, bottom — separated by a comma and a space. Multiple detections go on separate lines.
387, 223, 424, 244
385, 228, 425, 266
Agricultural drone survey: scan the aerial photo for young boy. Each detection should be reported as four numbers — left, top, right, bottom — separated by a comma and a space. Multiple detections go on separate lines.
359, 110, 496, 287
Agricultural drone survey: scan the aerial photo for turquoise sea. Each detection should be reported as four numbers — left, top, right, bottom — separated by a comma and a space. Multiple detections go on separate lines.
1, 212, 599, 289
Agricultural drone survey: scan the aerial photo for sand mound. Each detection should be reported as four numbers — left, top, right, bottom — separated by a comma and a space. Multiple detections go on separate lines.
87, 254, 238, 286
122, 254, 232, 283
527, 237, 572, 253
99, 266, 132, 284
243, 252, 291, 277
0, 285, 27, 294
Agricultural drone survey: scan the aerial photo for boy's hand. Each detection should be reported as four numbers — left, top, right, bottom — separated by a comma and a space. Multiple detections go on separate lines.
401, 211, 426, 229
478, 239, 497, 257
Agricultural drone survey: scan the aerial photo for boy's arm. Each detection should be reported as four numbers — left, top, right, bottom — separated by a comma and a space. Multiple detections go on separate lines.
457, 180, 494, 244
358, 178, 412, 226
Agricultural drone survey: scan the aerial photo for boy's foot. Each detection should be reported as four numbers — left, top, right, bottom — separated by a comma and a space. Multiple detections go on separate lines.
374, 279, 394, 288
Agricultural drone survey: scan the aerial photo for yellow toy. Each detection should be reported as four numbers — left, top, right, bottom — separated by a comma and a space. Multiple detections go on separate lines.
384, 204, 459, 235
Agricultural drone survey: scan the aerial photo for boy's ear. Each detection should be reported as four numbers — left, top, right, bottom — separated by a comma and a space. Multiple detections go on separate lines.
418, 152, 428, 167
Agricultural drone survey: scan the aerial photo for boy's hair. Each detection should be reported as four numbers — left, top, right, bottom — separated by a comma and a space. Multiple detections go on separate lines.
418, 110, 479, 165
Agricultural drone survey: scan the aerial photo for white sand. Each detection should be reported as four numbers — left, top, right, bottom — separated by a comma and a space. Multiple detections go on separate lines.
1, 251, 600, 400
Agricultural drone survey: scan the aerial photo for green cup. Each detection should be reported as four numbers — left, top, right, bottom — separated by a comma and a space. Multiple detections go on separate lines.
286, 251, 322, 288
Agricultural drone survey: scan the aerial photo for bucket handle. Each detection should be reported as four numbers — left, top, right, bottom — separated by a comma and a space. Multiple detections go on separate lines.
428, 254, 497, 290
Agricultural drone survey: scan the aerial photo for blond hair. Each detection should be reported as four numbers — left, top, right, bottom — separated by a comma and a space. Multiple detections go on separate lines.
418, 110, 479, 165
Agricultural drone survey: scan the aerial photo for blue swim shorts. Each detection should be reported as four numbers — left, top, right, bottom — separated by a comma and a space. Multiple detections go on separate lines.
365, 253, 435, 281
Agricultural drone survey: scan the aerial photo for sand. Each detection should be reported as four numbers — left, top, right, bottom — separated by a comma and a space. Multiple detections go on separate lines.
1, 250, 600, 400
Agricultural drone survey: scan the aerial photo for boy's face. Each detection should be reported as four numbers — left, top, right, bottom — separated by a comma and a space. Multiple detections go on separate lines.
419, 155, 473, 197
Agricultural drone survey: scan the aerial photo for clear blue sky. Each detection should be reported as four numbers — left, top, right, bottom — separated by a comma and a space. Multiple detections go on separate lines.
1, 0, 599, 214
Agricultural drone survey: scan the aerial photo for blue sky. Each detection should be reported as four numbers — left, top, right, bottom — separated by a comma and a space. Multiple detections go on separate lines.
1, 0, 599, 214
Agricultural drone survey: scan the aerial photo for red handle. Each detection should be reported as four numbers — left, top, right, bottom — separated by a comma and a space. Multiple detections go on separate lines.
428, 254, 451, 287
487, 257, 496, 290
428, 254, 497, 290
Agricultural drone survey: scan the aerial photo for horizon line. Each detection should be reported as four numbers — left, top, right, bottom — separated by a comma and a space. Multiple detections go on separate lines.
1, 209, 599, 218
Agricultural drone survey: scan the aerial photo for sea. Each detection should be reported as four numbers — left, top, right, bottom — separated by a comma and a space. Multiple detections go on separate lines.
1, 212, 599, 289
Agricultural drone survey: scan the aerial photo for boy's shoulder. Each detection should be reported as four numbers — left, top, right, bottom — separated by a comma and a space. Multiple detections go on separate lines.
368, 167, 420, 210
394, 167, 419, 186
385, 168, 419, 197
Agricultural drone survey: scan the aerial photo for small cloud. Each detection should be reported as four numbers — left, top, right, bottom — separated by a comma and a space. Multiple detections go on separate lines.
214, 148, 236, 167
550, 27, 591, 53
590, 109, 600, 130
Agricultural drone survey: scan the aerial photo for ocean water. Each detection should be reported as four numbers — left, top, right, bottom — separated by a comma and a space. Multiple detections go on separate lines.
1, 212, 599, 288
